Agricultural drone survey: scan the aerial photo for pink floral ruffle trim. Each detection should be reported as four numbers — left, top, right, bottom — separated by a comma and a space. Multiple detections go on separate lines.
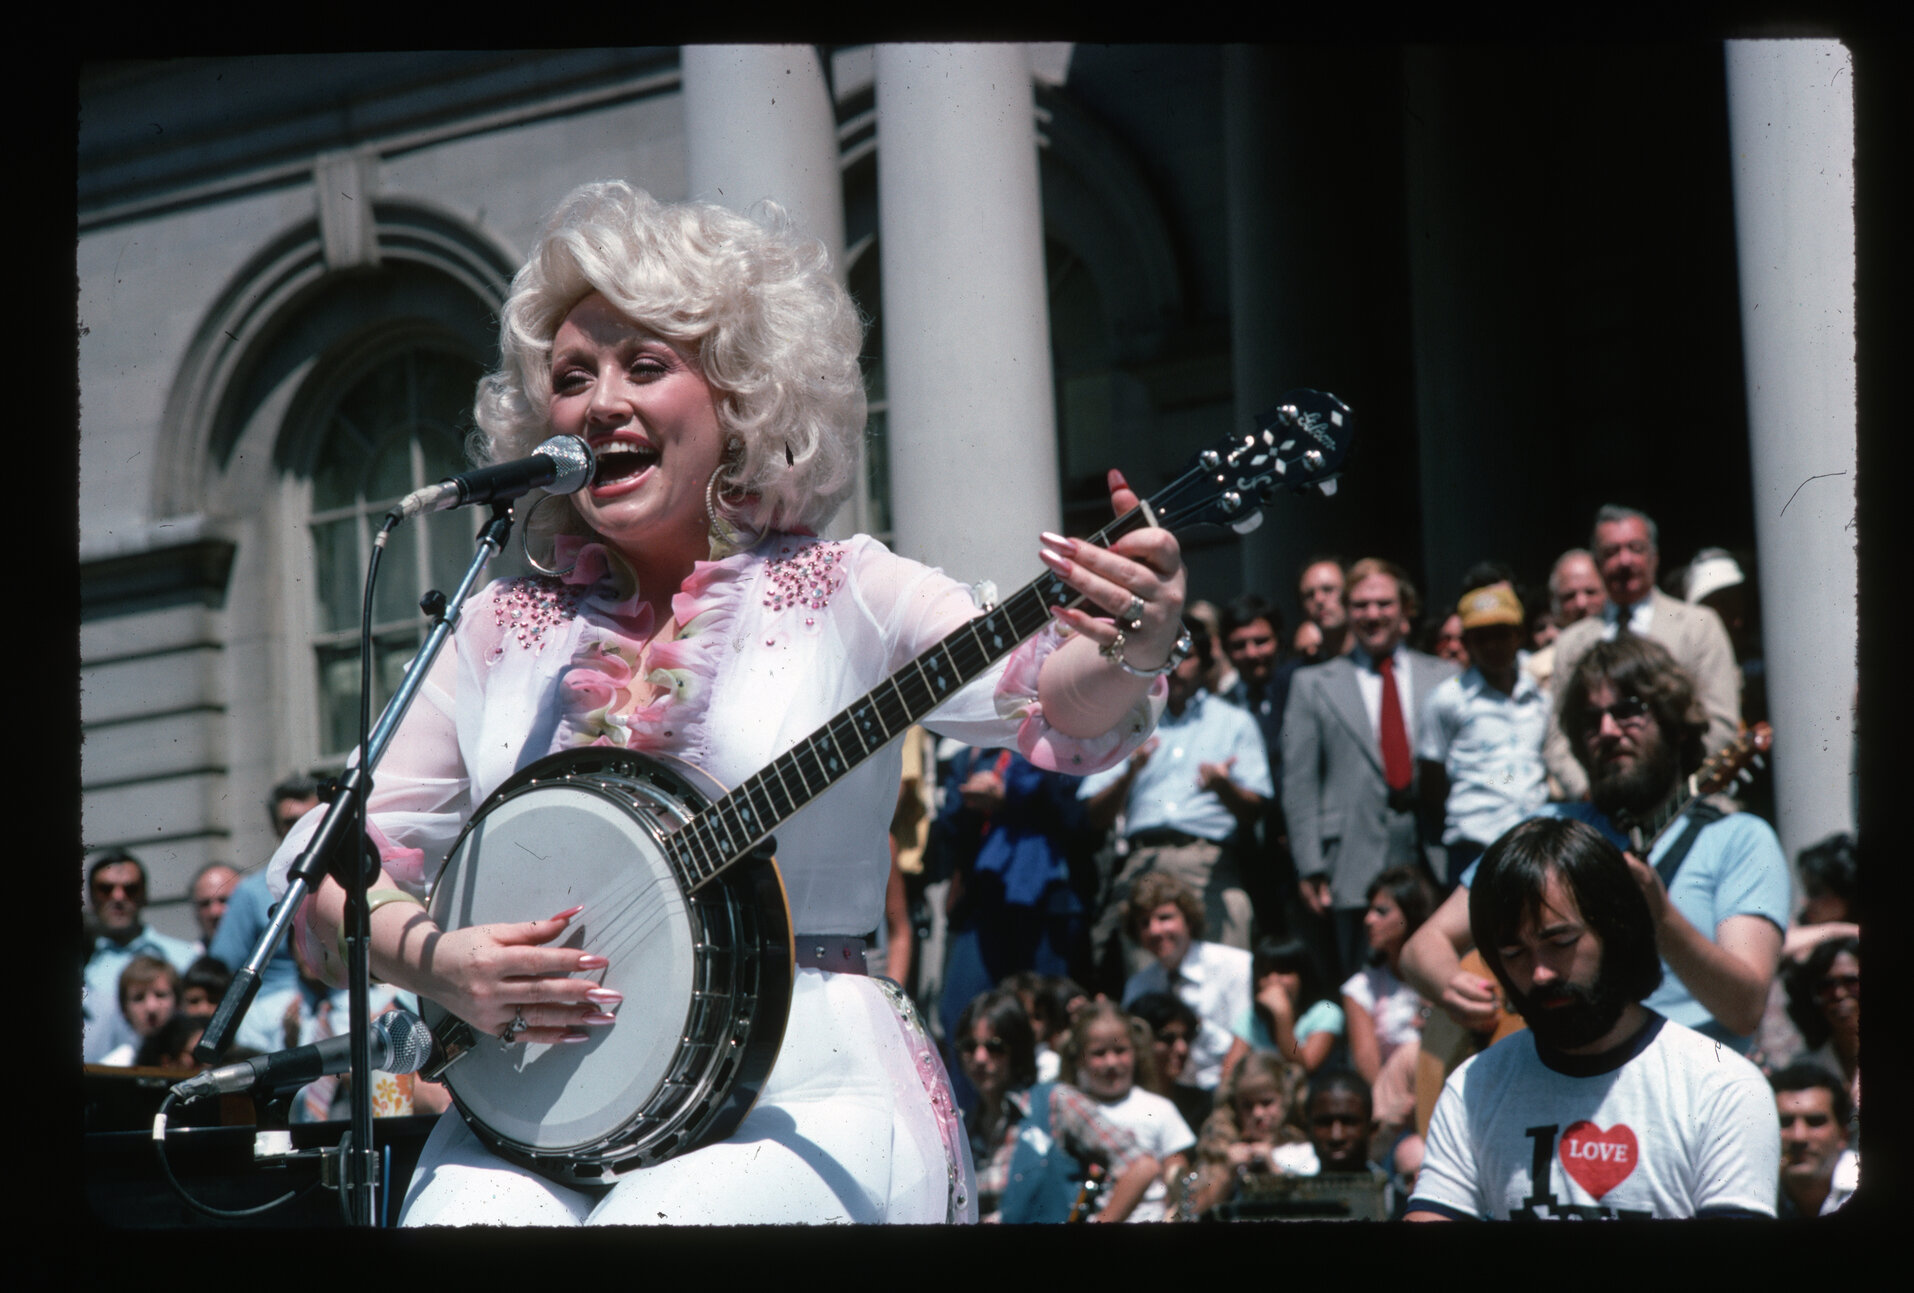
993, 621, 1165, 775
549, 536, 752, 764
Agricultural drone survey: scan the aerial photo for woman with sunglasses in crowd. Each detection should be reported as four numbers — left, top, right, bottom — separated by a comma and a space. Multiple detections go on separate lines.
1786, 934, 1860, 1126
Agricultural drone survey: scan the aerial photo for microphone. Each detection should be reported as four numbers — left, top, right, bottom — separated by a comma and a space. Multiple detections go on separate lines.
171, 1009, 437, 1104
389, 435, 596, 519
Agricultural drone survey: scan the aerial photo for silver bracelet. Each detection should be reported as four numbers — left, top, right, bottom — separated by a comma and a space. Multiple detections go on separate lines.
1107, 626, 1193, 679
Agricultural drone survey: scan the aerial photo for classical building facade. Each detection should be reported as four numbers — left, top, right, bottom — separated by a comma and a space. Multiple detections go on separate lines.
78, 43, 1857, 942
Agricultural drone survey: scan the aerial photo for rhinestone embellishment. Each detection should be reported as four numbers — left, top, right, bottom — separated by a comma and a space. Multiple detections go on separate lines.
493, 578, 581, 652
762, 541, 846, 616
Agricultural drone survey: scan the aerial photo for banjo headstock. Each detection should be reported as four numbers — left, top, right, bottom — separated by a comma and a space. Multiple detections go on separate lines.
1145, 389, 1354, 536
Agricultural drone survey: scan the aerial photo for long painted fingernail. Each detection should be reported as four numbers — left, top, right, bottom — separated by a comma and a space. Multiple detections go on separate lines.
577, 954, 610, 970
1040, 531, 1074, 552
580, 1012, 618, 1026
551, 905, 584, 922
585, 988, 623, 1006
1039, 548, 1071, 573
559, 1031, 591, 1044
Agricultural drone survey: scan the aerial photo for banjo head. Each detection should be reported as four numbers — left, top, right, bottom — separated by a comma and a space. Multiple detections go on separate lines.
425, 761, 708, 1157
419, 748, 794, 1183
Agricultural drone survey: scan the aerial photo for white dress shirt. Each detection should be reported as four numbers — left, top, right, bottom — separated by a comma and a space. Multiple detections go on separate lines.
1121, 940, 1254, 1090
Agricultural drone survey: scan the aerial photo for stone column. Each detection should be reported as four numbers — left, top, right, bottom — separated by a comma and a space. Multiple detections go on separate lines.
873, 43, 1060, 588
680, 44, 845, 268
1723, 39, 1858, 866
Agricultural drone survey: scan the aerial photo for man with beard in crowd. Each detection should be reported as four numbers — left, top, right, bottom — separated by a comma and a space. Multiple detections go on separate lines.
1399, 635, 1788, 1054
1404, 816, 1778, 1220
1541, 506, 1741, 801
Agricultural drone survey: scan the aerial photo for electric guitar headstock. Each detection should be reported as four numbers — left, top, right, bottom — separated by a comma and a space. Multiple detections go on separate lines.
1689, 722, 1774, 799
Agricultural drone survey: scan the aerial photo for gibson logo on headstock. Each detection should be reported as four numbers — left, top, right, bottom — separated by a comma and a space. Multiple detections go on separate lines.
1295, 409, 1337, 451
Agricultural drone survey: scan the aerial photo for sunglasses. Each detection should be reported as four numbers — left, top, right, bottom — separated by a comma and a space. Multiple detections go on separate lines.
1582, 695, 1650, 729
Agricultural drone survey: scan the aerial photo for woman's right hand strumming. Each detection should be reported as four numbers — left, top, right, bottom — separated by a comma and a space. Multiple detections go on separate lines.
413, 910, 622, 1046
307, 874, 619, 1047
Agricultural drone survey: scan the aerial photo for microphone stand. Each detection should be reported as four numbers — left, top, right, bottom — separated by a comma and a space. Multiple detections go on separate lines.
192, 502, 516, 1226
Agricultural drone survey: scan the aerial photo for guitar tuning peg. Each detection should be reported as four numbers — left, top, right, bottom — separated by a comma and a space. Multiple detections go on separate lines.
1737, 768, 1753, 785
1303, 449, 1325, 472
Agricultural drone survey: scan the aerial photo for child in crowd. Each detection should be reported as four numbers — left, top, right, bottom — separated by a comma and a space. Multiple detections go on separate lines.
1182, 1051, 1313, 1217
98, 955, 181, 1067
1059, 999, 1196, 1221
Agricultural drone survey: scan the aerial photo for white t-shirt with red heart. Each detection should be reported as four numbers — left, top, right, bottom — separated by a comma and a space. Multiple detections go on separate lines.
1410, 1012, 1778, 1220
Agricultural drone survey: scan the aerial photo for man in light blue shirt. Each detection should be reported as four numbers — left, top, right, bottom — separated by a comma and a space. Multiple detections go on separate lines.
84, 849, 199, 1063
1417, 583, 1551, 884
1400, 634, 1786, 1054
1081, 623, 1272, 982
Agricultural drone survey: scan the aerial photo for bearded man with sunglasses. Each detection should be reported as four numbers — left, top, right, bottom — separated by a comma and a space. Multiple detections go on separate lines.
1400, 635, 1788, 1054
1540, 505, 1743, 802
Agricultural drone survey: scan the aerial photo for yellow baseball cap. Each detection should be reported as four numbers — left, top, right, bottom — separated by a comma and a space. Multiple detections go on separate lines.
1457, 583, 1524, 630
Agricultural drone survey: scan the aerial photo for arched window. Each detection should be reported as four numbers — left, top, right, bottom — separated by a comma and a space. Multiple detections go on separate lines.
306, 345, 488, 759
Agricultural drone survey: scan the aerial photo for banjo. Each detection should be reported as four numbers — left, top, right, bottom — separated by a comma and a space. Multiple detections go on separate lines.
417, 391, 1354, 1189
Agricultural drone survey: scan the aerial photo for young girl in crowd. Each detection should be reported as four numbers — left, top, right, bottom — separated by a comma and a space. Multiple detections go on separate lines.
1059, 999, 1196, 1221
955, 989, 1161, 1223
1181, 1051, 1311, 1217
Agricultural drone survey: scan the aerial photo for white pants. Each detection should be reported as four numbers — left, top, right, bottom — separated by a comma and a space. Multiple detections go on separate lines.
398, 970, 975, 1225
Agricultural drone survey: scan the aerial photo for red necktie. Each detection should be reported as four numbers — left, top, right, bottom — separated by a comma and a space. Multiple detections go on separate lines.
1377, 655, 1412, 791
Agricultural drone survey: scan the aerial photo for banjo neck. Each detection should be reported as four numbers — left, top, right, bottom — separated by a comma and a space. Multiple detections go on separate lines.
665, 513, 1140, 894
664, 390, 1356, 895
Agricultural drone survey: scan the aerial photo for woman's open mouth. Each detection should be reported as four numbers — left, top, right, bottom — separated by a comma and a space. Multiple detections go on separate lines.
589, 443, 659, 494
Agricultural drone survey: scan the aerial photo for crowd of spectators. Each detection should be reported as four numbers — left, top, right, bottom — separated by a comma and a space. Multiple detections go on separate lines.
83, 502, 1861, 1222
903, 503, 1862, 1221
83, 773, 449, 1124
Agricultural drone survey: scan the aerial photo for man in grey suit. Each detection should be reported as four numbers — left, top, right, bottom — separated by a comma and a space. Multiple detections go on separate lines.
1541, 506, 1742, 800
1281, 558, 1461, 981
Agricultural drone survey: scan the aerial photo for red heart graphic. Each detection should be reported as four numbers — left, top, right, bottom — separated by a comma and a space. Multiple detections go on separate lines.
1558, 1121, 1639, 1199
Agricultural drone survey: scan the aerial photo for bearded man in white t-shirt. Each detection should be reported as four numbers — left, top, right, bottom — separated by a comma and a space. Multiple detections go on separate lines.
1406, 816, 1778, 1221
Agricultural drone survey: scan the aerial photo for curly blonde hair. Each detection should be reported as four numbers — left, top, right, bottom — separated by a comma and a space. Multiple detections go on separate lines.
1194, 1052, 1308, 1163
476, 180, 867, 540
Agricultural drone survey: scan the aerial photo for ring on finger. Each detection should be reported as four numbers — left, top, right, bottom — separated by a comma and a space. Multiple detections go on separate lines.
1100, 628, 1129, 665
1118, 595, 1146, 631
499, 1009, 528, 1044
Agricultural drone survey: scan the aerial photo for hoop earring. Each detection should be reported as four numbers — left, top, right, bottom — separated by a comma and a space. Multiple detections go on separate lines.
706, 463, 754, 560
520, 492, 578, 577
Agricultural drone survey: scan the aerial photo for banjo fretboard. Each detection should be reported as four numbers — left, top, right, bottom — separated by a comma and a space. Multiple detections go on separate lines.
665, 521, 1131, 892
